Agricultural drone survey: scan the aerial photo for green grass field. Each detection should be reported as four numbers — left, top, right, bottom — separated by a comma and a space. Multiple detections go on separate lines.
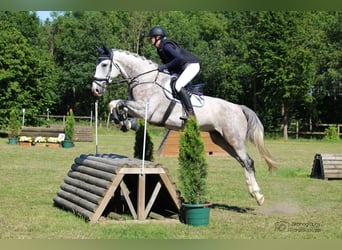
1, 126, 342, 239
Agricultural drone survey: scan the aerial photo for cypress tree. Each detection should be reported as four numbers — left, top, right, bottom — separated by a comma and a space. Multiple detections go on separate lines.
178, 117, 208, 204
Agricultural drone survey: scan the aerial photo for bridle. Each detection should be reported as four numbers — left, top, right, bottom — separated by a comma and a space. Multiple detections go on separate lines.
93, 54, 164, 89
92, 55, 121, 87
93, 52, 173, 98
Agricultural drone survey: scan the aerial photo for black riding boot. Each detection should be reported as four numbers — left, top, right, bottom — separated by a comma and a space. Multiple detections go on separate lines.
178, 87, 195, 120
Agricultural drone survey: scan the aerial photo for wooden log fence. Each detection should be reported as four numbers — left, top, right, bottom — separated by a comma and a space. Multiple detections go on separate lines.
288, 122, 342, 138
311, 153, 342, 180
20, 125, 93, 142
20, 125, 64, 138
53, 154, 181, 223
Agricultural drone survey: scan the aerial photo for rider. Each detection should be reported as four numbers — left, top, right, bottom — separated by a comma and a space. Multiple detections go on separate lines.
149, 26, 200, 120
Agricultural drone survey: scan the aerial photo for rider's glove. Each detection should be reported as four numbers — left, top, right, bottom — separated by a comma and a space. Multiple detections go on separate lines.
158, 64, 167, 72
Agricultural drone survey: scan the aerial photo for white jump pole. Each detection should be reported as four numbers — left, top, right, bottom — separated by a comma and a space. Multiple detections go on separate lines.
95, 100, 99, 155
141, 98, 150, 175
22, 108, 25, 127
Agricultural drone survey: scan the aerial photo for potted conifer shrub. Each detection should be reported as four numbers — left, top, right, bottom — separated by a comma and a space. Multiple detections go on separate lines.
178, 117, 211, 227
63, 109, 75, 148
8, 109, 21, 145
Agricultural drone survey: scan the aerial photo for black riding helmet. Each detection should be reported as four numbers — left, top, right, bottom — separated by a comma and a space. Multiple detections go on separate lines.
149, 26, 166, 38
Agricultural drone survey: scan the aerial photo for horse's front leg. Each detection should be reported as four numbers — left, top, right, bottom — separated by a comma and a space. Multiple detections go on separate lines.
108, 100, 134, 132
109, 100, 143, 132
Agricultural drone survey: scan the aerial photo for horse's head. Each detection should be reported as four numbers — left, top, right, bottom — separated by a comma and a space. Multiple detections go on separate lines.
92, 46, 121, 96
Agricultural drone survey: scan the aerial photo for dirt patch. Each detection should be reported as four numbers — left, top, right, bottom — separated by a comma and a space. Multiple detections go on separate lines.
259, 201, 301, 215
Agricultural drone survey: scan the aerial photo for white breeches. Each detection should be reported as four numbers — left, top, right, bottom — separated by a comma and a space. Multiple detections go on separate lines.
174, 63, 200, 92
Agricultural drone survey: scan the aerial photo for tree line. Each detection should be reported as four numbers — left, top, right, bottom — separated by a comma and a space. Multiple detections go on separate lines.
0, 11, 341, 138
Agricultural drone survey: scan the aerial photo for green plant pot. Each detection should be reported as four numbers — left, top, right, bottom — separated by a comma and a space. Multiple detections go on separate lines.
8, 138, 18, 145
62, 140, 73, 148
182, 203, 211, 227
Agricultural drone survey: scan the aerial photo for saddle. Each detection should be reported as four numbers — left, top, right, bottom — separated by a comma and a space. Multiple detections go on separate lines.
169, 77, 205, 104
162, 77, 205, 107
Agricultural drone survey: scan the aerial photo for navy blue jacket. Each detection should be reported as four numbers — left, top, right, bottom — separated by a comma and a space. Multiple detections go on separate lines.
157, 39, 199, 74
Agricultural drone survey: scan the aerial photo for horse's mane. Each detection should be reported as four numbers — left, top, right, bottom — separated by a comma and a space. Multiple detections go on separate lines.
113, 49, 157, 67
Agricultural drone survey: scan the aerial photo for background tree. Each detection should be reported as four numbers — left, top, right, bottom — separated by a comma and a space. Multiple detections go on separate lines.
0, 11, 57, 127
246, 12, 318, 139
313, 12, 342, 125
1, 11, 341, 138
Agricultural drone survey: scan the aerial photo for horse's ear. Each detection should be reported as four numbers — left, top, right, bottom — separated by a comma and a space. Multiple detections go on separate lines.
96, 45, 104, 54
103, 46, 112, 56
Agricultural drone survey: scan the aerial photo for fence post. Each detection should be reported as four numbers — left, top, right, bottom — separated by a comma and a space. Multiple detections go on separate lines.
90, 111, 93, 128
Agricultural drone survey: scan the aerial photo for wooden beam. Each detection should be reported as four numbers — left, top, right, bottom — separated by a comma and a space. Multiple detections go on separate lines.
137, 174, 146, 220
90, 173, 124, 222
159, 173, 181, 210
120, 181, 137, 219
116, 168, 165, 174
144, 181, 162, 219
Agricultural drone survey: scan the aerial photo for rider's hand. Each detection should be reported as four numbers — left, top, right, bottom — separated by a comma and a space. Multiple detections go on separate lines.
158, 64, 167, 72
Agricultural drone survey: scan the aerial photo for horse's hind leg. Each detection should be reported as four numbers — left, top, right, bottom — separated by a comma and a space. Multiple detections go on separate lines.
240, 157, 264, 205
209, 131, 264, 205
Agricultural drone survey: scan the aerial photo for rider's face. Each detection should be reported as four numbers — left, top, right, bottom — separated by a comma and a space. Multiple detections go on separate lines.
150, 36, 160, 47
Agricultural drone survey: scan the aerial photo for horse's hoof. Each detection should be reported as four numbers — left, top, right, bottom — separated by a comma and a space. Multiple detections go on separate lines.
255, 194, 264, 206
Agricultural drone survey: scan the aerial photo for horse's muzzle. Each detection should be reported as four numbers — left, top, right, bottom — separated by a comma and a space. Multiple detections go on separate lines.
92, 85, 101, 96
92, 80, 105, 96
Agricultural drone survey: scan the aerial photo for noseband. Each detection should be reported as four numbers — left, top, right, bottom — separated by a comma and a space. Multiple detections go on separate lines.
93, 53, 124, 89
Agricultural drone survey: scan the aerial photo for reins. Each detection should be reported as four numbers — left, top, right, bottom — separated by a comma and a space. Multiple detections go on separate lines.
113, 64, 172, 96
128, 70, 175, 98
111, 66, 159, 84
129, 69, 159, 83
94, 52, 173, 96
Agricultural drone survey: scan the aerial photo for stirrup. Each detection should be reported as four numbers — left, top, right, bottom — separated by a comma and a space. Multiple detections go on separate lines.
179, 110, 189, 121
179, 115, 188, 121
179, 111, 195, 121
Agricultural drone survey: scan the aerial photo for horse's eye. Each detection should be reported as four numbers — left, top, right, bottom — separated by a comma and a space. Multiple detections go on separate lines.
102, 63, 108, 68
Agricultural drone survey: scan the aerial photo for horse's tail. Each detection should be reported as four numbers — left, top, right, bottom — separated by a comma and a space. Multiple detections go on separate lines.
240, 105, 277, 172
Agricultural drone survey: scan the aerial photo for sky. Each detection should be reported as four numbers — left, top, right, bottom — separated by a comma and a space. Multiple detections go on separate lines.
36, 11, 52, 21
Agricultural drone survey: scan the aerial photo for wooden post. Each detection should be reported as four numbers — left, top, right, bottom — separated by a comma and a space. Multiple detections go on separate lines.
137, 174, 146, 220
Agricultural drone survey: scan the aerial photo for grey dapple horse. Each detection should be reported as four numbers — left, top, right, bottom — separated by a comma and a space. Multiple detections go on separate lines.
92, 46, 276, 205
